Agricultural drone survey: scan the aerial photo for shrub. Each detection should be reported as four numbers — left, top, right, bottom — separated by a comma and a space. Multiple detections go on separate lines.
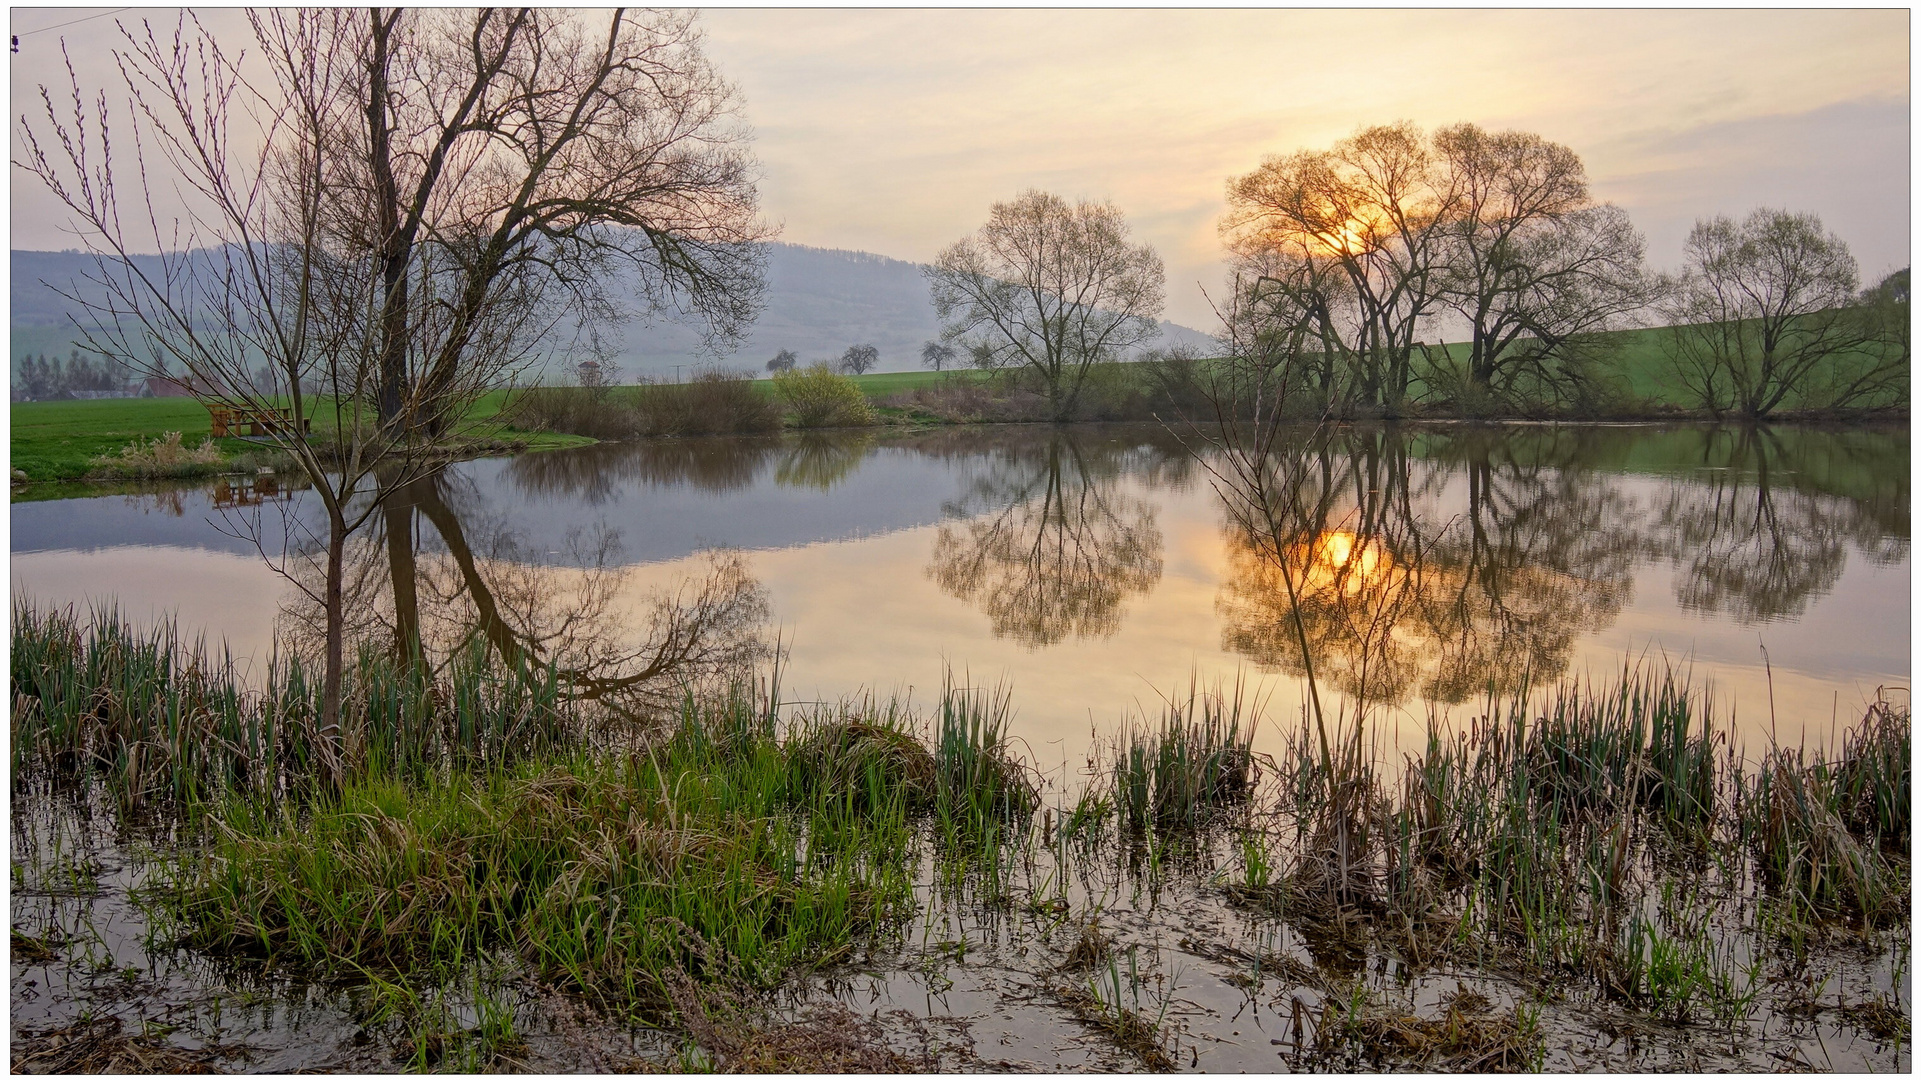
773, 363, 874, 428
503, 385, 642, 440
505, 369, 780, 440
632, 368, 781, 436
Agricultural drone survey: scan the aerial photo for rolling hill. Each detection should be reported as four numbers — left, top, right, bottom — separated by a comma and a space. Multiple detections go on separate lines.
11, 244, 1218, 384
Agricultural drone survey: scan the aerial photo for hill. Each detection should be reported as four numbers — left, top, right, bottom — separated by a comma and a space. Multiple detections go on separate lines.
11, 245, 1219, 384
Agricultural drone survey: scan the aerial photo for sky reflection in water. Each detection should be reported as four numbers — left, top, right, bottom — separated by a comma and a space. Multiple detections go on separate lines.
11, 423, 1909, 761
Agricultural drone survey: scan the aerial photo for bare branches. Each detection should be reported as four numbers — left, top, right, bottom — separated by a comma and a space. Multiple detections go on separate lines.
1662, 208, 1879, 418
927, 190, 1164, 422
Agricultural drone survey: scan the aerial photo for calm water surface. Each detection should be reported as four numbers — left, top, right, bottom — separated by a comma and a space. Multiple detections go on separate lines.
12, 422, 1909, 759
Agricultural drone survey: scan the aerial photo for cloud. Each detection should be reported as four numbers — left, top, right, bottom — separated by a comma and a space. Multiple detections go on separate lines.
11, 8, 1908, 328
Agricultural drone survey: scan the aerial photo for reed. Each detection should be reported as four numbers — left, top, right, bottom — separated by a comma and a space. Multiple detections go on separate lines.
11, 603, 574, 804
1107, 678, 1258, 835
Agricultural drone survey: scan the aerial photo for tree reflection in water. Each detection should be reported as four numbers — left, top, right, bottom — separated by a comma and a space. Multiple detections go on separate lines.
506, 430, 879, 499
1649, 425, 1909, 623
1212, 424, 1905, 709
927, 429, 1177, 648
266, 421, 1900, 715
280, 471, 770, 719
1216, 428, 1639, 707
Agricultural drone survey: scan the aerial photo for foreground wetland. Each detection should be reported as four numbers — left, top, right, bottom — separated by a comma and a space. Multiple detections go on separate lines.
10, 421, 1911, 1072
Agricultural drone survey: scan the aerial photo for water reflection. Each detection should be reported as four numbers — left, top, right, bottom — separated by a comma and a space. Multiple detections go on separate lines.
277, 471, 771, 718
1213, 425, 1905, 708
926, 430, 1178, 647
12, 422, 1905, 742
1646, 426, 1909, 623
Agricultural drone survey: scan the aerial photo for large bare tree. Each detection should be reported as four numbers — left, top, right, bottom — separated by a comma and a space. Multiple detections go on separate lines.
14, 9, 766, 784
1662, 208, 1882, 418
1429, 123, 1650, 405
927, 190, 1164, 422
1221, 122, 1456, 413
346, 9, 768, 438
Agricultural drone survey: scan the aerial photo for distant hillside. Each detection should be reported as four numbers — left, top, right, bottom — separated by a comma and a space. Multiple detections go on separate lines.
11, 245, 1218, 383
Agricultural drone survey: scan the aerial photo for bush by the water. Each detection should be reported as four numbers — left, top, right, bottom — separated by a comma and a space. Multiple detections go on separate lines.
773, 363, 875, 428
507, 369, 780, 440
632, 369, 782, 436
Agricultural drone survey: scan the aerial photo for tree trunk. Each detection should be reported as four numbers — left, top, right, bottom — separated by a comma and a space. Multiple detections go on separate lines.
319, 511, 348, 790
384, 484, 420, 666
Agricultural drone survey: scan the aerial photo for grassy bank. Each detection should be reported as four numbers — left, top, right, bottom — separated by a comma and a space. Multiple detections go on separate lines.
10, 604, 1909, 1069
10, 392, 590, 486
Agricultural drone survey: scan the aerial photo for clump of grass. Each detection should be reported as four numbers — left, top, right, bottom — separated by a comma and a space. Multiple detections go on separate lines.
86, 430, 225, 479
1739, 695, 1911, 927
933, 677, 1038, 831
1311, 984, 1541, 1071
1108, 679, 1257, 835
1840, 992, 1911, 1042
788, 712, 937, 813
1055, 948, 1177, 1071
161, 699, 921, 1016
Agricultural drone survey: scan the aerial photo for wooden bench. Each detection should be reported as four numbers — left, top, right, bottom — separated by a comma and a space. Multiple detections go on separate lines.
208, 405, 311, 438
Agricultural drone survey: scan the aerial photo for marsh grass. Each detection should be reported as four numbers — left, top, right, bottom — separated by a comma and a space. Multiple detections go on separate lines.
160, 699, 924, 1019
9, 608, 1911, 1067
1737, 691, 1911, 927
12, 603, 573, 806
1108, 679, 1258, 835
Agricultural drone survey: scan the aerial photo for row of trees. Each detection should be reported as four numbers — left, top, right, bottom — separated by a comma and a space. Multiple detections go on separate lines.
13, 351, 135, 401
924, 124, 1906, 422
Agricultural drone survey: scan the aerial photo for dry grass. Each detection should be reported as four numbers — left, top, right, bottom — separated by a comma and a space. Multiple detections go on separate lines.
1314, 986, 1539, 1071
86, 430, 226, 479
1052, 982, 1177, 1071
10, 1017, 246, 1074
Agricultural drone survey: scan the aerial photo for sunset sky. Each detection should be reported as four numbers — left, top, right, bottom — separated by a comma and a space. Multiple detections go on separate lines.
10, 6, 1910, 329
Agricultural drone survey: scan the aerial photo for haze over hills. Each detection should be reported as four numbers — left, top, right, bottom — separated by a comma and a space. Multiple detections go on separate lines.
10, 244, 1218, 384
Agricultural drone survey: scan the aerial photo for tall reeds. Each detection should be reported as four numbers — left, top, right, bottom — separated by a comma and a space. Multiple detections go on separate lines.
12, 604, 574, 804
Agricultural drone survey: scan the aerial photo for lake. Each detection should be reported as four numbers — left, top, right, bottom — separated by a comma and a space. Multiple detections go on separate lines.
12, 421, 1909, 763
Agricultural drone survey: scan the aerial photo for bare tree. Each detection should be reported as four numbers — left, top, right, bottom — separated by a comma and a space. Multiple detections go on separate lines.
1429, 124, 1651, 406
765, 348, 798, 374
14, 9, 767, 784
347, 9, 770, 439
927, 190, 1164, 422
839, 343, 879, 375
1662, 208, 1874, 418
1221, 123, 1456, 413
16, 12, 458, 785
920, 340, 957, 372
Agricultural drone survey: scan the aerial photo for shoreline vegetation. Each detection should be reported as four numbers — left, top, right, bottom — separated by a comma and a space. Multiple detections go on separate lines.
12, 343, 1906, 491
10, 604, 1910, 1070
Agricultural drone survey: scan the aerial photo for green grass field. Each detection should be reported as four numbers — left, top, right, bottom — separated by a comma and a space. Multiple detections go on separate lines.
9, 393, 585, 485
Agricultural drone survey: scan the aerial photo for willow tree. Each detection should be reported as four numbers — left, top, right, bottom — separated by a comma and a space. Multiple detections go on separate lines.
1222, 121, 1651, 413
1430, 123, 1650, 405
1663, 208, 1887, 418
927, 190, 1164, 422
